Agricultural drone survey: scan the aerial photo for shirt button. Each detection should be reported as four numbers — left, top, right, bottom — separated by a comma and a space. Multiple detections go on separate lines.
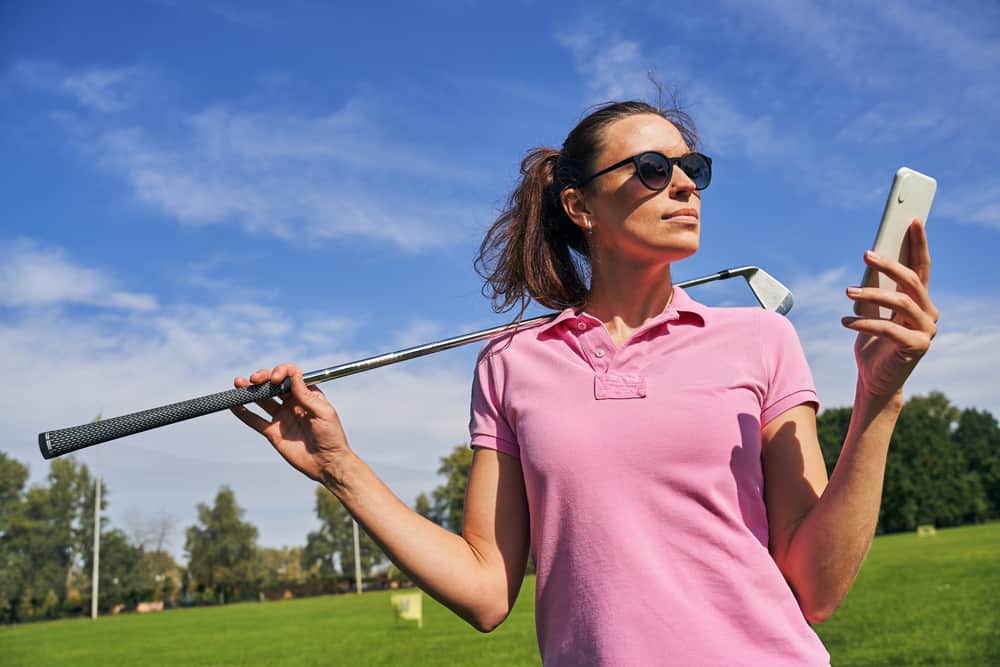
595, 347, 606, 358
577, 321, 587, 330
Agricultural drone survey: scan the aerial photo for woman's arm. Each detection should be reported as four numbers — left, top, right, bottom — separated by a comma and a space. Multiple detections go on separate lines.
763, 220, 937, 623
231, 364, 530, 632
762, 396, 900, 624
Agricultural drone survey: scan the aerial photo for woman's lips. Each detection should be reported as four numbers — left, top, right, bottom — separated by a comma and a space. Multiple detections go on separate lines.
662, 208, 699, 223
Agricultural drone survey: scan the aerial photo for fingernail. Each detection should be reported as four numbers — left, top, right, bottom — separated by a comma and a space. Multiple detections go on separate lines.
866, 250, 882, 260
847, 287, 862, 296
842, 316, 858, 325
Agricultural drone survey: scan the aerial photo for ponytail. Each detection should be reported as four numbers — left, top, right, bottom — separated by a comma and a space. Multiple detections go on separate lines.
475, 147, 589, 323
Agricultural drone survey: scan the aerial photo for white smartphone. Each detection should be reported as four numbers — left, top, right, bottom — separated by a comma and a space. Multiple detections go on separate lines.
858, 167, 936, 319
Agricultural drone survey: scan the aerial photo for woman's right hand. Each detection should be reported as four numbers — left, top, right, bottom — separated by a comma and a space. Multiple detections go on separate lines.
230, 364, 352, 484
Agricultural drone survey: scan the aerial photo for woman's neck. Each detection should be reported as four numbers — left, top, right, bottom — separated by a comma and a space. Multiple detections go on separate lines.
583, 258, 675, 333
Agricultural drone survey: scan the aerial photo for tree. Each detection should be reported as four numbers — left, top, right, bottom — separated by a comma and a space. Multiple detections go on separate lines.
431, 445, 474, 532
0, 454, 113, 622
257, 546, 304, 585
953, 407, 1000, 519
414, 492, 433, 521
880, 392, 985, 532
0, 452, 28, 536
0, 454, 159, 622
302, 487, 384, 578
185, 486, 258, 603
142, 549, 183, 603
4, 485, 73, 620
0, 452, 29, 623
95, 528, 148, 612
125, 510, 177, 554
816, 407, 852, 477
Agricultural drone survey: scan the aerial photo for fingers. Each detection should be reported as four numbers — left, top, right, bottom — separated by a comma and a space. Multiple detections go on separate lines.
845, 285, 936, 334
229, 405, 271, 432
862, 250, 923, 300
245, 365, 296, 386
235, 363, 334, 420
233, 372, 285, 417
840, 316, 932, 356
289, 369, 335, 419
857, 244, 937, 322
907, 219, 932, 287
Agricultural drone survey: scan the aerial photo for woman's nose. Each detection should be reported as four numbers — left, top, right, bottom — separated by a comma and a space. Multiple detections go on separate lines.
669, 165, 697, 195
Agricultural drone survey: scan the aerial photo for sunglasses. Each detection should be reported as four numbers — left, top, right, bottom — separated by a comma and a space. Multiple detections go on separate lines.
577, 151, 713, 191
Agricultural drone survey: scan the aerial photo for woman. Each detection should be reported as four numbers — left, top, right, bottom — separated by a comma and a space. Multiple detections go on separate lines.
231, 101, 937, 666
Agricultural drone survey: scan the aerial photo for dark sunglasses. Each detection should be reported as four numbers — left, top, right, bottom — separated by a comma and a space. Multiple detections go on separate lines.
577, 151, 712, 191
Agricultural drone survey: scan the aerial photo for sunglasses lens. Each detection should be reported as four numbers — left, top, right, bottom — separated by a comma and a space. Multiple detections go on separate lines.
636, 153, 672, 190
679, 153, 712, 190
634, 153, 712, 190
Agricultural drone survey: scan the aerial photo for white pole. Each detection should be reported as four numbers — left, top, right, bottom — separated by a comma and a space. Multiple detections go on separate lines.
91, 448, 101, 619
352, 518, 362, 594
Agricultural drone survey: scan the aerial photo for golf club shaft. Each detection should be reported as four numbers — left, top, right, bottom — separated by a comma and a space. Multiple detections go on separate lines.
37, 267, 780, 459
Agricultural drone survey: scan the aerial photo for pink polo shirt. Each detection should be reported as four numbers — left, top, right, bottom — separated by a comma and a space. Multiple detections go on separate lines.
469, 287, 830, 666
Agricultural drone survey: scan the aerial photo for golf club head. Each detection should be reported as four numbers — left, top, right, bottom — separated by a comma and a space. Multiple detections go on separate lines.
731, 266, 795, 315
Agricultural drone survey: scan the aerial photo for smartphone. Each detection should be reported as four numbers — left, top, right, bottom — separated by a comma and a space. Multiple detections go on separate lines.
858, 167, 936, 319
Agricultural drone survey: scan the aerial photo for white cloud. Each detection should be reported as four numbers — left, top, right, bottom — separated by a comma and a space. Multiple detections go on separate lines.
60, 67, 143, 112
555, 29, 790, 157
151, 0, 279, 29
936, 184, 1000, 231
552, 27, 876, 207
2, 243, 475, 558
722, 0, 891, 86
682, 83, 795, 160
871, 1, 1000, 73
555, 30, 651, 102
835, 104, 955, 146
0, 240, 157, 311
43, 94, 492, 251
786, 269, 1000, 416
12, 60, 144, 112
723, 0, 1000, 92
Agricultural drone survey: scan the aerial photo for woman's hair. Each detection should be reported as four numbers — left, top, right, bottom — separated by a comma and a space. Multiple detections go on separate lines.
475, 99, 698, 323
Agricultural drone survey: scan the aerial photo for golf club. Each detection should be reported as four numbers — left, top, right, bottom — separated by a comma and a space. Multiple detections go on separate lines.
38, 266, 793, 460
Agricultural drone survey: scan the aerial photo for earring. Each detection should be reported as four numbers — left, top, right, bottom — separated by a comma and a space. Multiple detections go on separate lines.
584, 218, 592, 230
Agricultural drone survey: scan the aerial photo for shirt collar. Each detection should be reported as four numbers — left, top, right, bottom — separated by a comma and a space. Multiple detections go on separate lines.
537, 285, 708, 336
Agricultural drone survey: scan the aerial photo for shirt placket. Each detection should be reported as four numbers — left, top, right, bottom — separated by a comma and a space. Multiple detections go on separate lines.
575, 317, 612, 373
574, 317, 649, 400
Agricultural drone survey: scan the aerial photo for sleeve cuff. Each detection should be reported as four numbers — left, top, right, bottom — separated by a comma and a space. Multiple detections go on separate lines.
470, 434, 520, 459
761, 389, 819, 429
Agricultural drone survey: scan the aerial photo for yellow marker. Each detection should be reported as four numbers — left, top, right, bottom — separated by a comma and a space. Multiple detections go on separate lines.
391, 592, 423, 628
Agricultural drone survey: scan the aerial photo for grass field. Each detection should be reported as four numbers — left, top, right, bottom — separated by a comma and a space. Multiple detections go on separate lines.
2, 523, 997, 666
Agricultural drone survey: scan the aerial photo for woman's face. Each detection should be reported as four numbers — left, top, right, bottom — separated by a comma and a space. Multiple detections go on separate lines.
580, 113, 701, 266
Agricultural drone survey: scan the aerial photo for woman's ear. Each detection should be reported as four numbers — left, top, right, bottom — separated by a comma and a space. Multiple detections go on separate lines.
560, 187, 592, 231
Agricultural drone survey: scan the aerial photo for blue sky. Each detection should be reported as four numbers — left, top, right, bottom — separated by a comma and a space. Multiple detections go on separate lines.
1, 1, 998, 557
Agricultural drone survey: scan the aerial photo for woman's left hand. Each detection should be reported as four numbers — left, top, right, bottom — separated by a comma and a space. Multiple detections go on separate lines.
843, 219, 939, 400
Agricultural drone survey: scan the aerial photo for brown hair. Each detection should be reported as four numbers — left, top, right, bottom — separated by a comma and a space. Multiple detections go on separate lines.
475, 100, 698, 324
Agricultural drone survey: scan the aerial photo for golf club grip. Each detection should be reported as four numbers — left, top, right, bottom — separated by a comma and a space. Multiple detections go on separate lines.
38, 379, 292, 460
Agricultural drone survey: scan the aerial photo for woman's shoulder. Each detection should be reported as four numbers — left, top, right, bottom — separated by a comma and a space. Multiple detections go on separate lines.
703, 303, 796, 334
695, 305, 804, 363
475, 316, 554, 361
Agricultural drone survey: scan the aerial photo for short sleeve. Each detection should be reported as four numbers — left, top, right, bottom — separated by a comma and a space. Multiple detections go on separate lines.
468, 342, 520, 458
759, 311, 819, 428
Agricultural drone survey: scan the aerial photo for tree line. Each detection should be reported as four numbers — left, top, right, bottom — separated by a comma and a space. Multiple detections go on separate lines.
2, 391, 997, 624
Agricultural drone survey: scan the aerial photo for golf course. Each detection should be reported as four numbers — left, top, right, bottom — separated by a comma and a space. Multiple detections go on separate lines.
2, 523, 997, 666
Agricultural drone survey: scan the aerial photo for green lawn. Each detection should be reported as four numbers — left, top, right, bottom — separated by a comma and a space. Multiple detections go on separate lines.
814, 522, 1000, 666
2, 523, 997, 666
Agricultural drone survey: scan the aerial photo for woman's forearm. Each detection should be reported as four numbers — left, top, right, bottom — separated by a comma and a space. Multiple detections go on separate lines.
320, 452, 520, 632
782, 381, 903, 622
